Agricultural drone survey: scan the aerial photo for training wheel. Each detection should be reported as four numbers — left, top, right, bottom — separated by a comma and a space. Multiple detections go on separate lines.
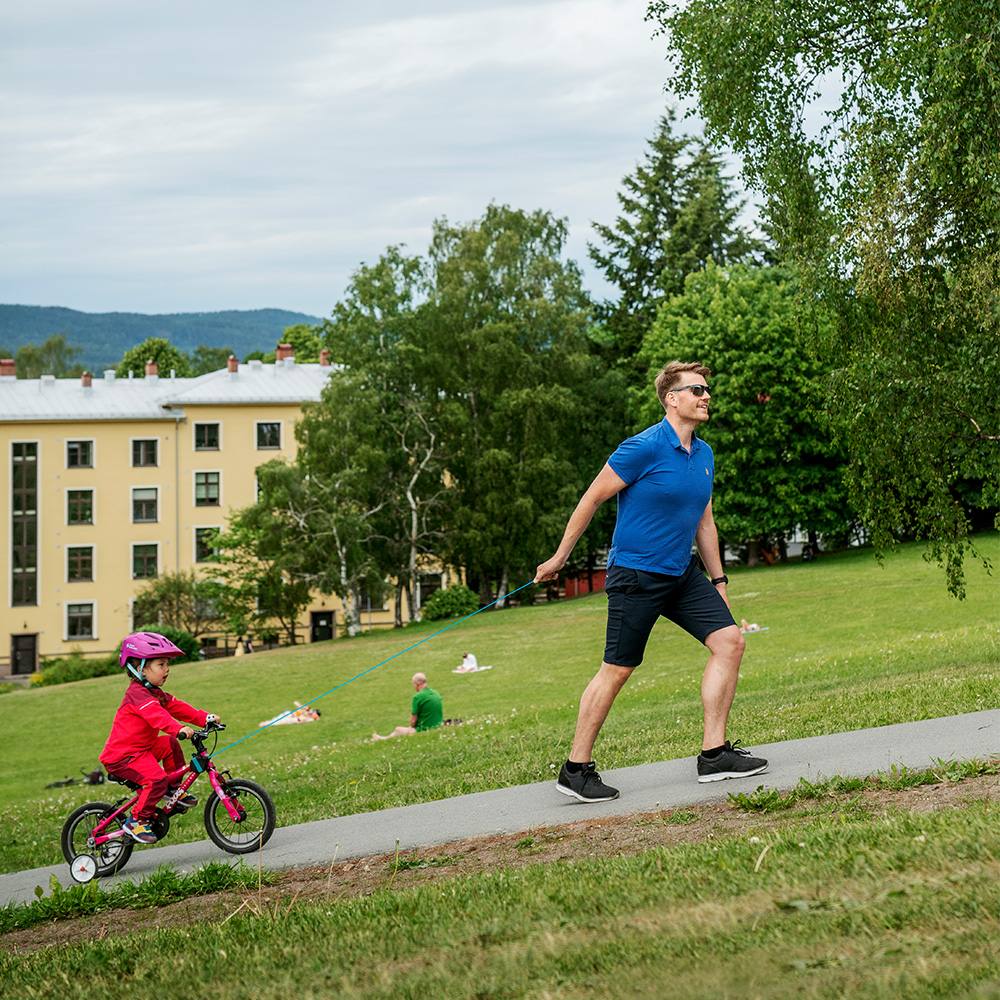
69, 853, 98, 884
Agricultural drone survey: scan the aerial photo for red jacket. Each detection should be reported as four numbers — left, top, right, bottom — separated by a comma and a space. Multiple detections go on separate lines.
100, 682, 208, 766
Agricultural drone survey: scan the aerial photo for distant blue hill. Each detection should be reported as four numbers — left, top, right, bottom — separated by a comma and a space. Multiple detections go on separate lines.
0, 305, 324, 371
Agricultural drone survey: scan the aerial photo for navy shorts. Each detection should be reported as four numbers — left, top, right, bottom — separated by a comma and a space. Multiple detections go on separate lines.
603, 558, 736, 667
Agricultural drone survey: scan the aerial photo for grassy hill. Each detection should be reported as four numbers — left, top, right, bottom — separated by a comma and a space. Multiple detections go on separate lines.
1, 537, 997, 876
0, 305, 323, 371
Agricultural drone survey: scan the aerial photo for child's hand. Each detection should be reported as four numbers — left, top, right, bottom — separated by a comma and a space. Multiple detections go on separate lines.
178, 726, 195, 740
206, 713, 223, 725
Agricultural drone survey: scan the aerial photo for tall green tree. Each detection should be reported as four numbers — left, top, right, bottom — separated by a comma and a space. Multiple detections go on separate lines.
319, 247, 445, 623
425, 205, 597, 602
15, 334, 83, 378
589, 110, 760, 362
636, 264, 853, 559
280, 323, 322, 362
649, 0, 1000, 594
213, 461, 314, 644
116, 337, 191, 378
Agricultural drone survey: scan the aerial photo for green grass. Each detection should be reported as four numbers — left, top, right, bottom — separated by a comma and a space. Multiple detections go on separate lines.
1, 536, 997, 875
2, 799, 998, 998
0, 862, 274, 935
729, 758, 1000, 813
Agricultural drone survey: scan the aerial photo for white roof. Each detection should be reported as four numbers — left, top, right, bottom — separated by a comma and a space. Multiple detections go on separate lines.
0, 361, 335, 422
161, 360, 335, 406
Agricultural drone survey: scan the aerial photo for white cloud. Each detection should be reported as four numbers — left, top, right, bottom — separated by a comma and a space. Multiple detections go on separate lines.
0, 0, 691, 314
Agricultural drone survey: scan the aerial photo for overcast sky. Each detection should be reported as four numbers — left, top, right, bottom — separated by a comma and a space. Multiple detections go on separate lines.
2, 1, 721, 317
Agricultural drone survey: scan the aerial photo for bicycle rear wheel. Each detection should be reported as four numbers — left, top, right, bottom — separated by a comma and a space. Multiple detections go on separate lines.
203, 778, 275, 854
61, 802, 133, 878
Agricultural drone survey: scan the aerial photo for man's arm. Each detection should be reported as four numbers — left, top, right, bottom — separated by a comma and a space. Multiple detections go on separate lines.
695, 498, 730, 609
534, 463, 628, 582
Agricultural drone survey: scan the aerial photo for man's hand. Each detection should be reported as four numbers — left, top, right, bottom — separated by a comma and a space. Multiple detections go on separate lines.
534, 554, 566, 583
178, 726, 195, 740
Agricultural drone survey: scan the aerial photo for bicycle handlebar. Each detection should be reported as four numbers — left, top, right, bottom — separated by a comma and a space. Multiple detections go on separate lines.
177, 720, 226, 742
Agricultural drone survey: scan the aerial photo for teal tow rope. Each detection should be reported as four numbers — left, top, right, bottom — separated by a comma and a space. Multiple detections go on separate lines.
211, 579, 536, 758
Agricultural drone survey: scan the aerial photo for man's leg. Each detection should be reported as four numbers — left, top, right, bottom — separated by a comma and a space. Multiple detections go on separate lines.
372, 726, 416, 741
700, 625, 745, 750
569, 662, 634, 761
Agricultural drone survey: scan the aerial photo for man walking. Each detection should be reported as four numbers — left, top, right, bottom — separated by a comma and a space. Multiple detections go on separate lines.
535, 361, 767, 801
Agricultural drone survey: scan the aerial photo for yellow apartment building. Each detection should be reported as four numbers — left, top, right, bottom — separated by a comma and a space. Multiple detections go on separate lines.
0, 347, 439, 677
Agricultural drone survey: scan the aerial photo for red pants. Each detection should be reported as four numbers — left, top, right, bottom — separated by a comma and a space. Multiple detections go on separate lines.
106, 735, 185, 820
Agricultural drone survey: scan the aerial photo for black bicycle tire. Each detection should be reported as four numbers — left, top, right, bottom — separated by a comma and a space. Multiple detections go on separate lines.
202, 778, 276, 855
60, 801, 134, 878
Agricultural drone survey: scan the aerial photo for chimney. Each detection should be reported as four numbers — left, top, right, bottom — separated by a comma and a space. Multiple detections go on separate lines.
0, 358, 14, 379
275, 343, 293, 363
227, 355, 239, 374
81, 371, 92, 388
319, 348, 331, 367
145, 359, 158, 377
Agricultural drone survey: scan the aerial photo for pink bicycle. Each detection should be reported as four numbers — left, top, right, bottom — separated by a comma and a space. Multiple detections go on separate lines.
61, 721, 276, 880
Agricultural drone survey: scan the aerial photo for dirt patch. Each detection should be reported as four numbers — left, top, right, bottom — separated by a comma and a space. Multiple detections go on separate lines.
4, 772, 997, 954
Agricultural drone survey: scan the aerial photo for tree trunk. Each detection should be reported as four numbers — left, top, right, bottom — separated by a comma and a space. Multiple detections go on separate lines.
808, 528, 820, 553
394, 581, 403, 629
778, 537, 788, 562
747, 538, 760, 567
496, 566, 509, 608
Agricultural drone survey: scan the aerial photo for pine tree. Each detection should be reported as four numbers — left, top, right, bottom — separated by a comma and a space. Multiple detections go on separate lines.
589, 110, 760, 362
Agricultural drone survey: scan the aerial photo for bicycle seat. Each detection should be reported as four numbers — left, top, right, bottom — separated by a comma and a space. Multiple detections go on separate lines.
107, 773, 143, 792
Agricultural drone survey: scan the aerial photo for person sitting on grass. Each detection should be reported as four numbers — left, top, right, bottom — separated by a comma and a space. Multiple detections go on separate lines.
99, 631, 221, 844
371, 672, 443, 741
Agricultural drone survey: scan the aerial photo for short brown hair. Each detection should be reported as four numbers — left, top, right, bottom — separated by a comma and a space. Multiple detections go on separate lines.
655, 361, 712, 409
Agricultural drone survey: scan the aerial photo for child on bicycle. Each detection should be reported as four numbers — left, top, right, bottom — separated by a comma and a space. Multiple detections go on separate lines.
99, 631, 222, 844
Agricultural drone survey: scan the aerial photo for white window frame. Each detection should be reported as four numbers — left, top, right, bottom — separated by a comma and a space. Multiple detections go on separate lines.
193, 525, 221, 563
64, 599, 98, 641
254, 420, 282, 451
193, 470, 222, 508
129, 436, 159, 468
10, 439, 41, 609
65, 485, 96, 526
193, 421, 222, 452
131, 541, 159, 580
131, 485, 159, 524
66, 543, 96, 583
65, 437, 96, 469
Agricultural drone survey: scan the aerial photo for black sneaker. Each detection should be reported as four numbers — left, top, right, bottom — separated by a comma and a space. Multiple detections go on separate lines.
696, 740, 769, 783
555, 761, 620, 802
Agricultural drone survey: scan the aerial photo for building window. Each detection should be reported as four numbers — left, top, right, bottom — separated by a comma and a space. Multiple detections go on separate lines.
12, 442, 38, 606
359, 582, 388, 612
195, 472, 220, 506
67, 545, 94, 582
195, 423, 220, 451
132, 543, 158, 579
195, 527, 219, 562
132, 487, 158, 523
132, 439, 158, 467
67, 603, 94, 639
256, 422, 281, 449
418, 573, 443, 606
66, 440, 93, 468
67, 489, 94, 525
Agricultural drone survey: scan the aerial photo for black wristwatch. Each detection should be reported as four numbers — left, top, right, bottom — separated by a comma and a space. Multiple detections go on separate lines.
710, 575, 729, 586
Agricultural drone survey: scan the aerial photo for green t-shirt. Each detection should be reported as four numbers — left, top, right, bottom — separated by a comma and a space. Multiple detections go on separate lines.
411, 687, 443, 732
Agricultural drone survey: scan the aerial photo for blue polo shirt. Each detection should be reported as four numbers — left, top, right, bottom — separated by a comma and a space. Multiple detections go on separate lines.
606, 419, 714, 575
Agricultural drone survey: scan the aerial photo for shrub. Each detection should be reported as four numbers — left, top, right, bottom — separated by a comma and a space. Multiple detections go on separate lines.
129, 625, 199, 663
31, 653, 119, 687
422, 585, 480, 621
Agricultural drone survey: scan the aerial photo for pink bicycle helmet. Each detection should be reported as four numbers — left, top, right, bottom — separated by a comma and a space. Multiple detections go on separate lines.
119, 631, 186, 686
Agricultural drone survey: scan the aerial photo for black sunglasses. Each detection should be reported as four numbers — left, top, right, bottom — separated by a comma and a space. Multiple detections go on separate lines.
670, 384, 711, 397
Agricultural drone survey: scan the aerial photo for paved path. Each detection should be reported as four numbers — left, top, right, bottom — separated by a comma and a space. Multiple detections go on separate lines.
2, 709, 996, 907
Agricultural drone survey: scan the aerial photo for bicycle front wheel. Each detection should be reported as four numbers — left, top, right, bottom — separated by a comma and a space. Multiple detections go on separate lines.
203, 778, 275, 854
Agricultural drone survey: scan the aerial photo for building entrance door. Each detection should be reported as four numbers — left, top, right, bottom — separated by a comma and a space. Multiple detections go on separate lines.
11, 634, 37, 675
310, 612, 334, 642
